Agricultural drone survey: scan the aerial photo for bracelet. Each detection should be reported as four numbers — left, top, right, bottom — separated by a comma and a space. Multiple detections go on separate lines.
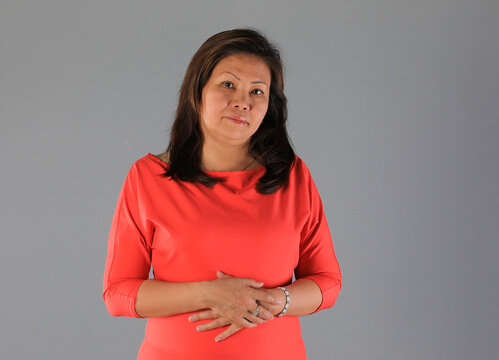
276, 286, 290, 317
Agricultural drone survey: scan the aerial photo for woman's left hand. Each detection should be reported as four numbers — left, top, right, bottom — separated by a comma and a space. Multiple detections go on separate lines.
189, 311, 243, 342
188, 272, 286, 342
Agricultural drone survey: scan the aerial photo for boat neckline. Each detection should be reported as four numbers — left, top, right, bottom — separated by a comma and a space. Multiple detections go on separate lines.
146, 153, 266, 174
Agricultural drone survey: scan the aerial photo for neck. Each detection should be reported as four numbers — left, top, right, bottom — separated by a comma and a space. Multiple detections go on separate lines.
201, 142, 256, 171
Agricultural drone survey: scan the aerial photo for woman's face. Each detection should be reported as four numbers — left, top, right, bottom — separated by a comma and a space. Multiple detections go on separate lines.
199, 53, 271, 146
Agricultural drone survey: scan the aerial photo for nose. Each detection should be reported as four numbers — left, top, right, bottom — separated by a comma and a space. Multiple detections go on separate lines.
230, 91, 250, 111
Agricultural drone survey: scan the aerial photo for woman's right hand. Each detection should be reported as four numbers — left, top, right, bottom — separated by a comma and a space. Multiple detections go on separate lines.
201, 270, 281, 329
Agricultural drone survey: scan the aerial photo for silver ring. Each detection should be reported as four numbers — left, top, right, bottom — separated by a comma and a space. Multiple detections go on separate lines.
252, 304, 260, 316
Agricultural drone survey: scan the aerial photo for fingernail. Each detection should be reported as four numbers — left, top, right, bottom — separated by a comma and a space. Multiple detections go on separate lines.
215, 337, 221, 342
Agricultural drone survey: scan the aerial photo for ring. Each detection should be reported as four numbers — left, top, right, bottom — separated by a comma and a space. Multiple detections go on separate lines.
252, 305, 260, 316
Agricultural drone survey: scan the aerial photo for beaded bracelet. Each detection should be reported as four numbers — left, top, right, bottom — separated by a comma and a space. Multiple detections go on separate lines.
276, 286, 290, 317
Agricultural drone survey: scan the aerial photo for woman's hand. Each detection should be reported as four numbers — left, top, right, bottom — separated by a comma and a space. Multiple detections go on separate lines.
188, 271, 283, 341
255, 286, 287, 317
189, 311, 243, 342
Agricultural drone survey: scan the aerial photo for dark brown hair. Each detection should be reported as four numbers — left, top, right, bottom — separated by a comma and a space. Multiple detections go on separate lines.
159, 27, 296, 194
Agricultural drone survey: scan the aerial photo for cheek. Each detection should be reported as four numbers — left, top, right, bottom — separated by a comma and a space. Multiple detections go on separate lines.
255, 101, 269, 119
204, 91, 227, 113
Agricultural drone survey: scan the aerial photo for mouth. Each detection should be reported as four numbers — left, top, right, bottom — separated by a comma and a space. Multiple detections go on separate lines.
225, 116, 248, 125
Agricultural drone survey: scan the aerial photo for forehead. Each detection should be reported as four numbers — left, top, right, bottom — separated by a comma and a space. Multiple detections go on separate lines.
212, 54, 271, 81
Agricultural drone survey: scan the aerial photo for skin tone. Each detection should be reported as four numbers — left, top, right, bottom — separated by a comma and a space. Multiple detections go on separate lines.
191, 272, 285, 341
152, 53, 323, 342
198, 52, 269, 171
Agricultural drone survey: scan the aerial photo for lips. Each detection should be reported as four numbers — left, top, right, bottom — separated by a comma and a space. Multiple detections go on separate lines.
225, 115, 248, 125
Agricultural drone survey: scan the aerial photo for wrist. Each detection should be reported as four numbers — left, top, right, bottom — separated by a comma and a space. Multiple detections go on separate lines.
193, 280, 213, 309
270, 287, 286, 316
275, 286, 290, 317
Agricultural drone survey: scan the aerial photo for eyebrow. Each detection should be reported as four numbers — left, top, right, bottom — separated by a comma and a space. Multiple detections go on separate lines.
221, 71, 268, 87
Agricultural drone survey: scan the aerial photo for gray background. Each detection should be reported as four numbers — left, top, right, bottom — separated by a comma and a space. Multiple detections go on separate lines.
1, 0, 498, 359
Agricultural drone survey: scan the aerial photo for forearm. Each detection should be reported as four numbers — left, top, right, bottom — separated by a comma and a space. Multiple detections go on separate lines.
135, 279, 209, 318
274, 278, 322, 317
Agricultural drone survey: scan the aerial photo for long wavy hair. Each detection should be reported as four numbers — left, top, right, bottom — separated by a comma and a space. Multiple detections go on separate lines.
159, 27, 296, 194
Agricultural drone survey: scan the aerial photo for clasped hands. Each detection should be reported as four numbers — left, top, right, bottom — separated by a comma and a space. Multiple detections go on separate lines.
188, 271, 286, 342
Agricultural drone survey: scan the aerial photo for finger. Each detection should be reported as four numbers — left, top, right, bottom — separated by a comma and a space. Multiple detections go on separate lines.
232, 312, 258, 329
217, 270, 233, 278
243, 312, 266, 324
252, 288, 281, 305
256, 300, 275, 319
255, 305, 274, 321
196, 317, 231, 332
217, 271, 262, 288
215, 324, 244, 342
188, 310, 218, 322
245, 278, 264, 288
188, 309, 219, 322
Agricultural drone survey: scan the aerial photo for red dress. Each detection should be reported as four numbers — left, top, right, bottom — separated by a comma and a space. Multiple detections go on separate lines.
102, 153, 342, 359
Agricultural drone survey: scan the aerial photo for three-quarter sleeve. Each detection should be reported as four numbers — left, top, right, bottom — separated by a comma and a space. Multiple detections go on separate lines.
294, 164, 342, 314
102, 163, 152, 318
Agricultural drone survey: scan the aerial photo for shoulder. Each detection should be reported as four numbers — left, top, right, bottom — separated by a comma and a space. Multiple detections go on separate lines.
289, 154, 322, 196
124, 152, 169, 182
154, 151, 170, 164
291, 154, 312, 177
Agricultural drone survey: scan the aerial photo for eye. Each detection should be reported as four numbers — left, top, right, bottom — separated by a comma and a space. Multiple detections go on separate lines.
252, 89, 264, 95
221, 81, 234, 88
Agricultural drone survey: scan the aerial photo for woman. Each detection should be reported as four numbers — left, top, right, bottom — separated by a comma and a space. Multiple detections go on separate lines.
102, 28, 342, 359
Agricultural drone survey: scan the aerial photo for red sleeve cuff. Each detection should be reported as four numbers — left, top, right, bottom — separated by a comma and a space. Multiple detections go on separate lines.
102, 278, 148, 318
301, 273, 342, 314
